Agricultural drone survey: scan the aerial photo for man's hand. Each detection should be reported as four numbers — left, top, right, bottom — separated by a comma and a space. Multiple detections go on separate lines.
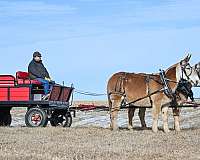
45, 77, 51, 82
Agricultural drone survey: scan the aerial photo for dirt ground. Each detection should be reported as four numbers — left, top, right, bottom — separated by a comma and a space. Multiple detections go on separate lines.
0, 127, 200, 160
0, 101, 200, 160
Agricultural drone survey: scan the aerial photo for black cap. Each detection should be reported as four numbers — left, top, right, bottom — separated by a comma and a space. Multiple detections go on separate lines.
33, 51, 42, 57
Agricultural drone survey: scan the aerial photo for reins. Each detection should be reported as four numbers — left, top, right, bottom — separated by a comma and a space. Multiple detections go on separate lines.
181, 63, 198, 86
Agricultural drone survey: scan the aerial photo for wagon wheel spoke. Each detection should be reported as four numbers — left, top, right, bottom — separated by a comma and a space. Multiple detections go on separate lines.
57, 115, 65, 124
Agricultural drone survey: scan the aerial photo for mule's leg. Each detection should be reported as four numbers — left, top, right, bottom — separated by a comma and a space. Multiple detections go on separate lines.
138, 108, 147, 129
162, 106, 170, 133
173, 108, 181, 132
152, 104, 161, 133
110, 96, 121, 131
128, 108, 135, 130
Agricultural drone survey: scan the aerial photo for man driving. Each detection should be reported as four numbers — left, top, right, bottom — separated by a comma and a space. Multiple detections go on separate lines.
28, 51, 52, 96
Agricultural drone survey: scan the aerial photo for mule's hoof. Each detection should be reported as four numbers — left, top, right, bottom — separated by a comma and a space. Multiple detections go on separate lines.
141, 126, 147, 130
175, 128, 181, 132
152, 128, 158, 133
128, 126, 133, 130
111, 126, 119, 131
112, 128, 119, 131
164, 129, 170, 133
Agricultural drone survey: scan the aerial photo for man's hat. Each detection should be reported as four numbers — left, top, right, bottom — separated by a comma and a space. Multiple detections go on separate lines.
33, 51, 42, 57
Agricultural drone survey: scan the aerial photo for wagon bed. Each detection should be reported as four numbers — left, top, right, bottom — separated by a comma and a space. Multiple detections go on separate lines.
0, 72, 74, 127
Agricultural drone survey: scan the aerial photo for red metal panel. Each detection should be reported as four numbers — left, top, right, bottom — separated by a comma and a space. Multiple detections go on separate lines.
0, 76, 15, 81
0, 88, 8, 101
17, 79, 31, 84
0, 75, 15, 86
30, 80, 42, 85
17, 79, 41, 85
10, 87, 30, 101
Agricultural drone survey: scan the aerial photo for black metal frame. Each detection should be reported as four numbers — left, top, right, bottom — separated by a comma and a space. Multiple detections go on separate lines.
0, 100, 69, 107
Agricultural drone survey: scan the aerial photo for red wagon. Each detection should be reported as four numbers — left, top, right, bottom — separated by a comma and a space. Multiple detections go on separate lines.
0, 71, 74, 127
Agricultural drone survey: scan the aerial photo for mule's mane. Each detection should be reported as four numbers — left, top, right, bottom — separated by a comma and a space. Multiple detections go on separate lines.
118, 62, 180, 79
133, 62, 179, 77
165, 62, 179, 73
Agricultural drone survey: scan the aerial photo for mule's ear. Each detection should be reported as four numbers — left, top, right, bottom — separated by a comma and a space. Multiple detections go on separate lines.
187, 54, 192, 61
184, 53, 192, 62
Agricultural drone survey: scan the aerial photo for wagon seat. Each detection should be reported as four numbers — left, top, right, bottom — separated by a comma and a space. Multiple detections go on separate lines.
16, 71, 45, 94
16, 71, 41, 85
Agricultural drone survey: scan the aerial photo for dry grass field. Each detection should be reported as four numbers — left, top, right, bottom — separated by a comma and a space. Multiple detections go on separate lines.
0, 127, 200, 160
0, 101, 200, 160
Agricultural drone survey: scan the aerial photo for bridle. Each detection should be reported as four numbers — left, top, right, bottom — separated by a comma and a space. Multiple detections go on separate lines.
180, 61, 197, 86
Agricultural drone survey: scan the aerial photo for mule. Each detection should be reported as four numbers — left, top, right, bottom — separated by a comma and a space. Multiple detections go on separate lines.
107, 55, 199, 133
133, 59, 200, 131
167, 60, 200, 131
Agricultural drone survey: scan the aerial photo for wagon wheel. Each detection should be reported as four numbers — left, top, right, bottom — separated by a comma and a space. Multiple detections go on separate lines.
0, 110, 12, 126
50, 111, 72, 127
0, 112, 5, 126
0, 115, 3, 126
25, 107, 48, 127
3, 113, 12, 126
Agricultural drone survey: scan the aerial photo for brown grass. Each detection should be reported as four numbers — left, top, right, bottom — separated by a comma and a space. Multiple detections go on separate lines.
0, 127, 200, 160
2, 100, 200, 159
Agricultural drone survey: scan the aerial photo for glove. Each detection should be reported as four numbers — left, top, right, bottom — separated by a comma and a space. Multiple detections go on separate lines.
45, 77, 51, 82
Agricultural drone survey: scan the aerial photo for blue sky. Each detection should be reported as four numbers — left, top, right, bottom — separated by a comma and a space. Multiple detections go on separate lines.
0, 0, 200, 100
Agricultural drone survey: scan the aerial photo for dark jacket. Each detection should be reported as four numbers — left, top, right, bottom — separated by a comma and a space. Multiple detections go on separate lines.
28, 59, 50, 80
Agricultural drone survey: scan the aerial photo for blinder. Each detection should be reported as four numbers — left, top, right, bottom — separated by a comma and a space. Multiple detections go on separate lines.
159, 69, 194, 103
176, 79, 194, 101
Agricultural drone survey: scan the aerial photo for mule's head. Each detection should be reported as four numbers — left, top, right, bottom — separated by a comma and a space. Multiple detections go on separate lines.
194, 62, 200, 85
178, 54, 200, 86
195, 62, 200, 75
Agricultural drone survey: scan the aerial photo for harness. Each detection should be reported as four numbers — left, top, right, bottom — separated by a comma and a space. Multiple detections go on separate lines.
159, 70, 174, 99
176, 79, 194, 101
146, 75, 153, 106
110, 72, 166, 108
113, 72, 127, 96
109, 69, 193, 109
